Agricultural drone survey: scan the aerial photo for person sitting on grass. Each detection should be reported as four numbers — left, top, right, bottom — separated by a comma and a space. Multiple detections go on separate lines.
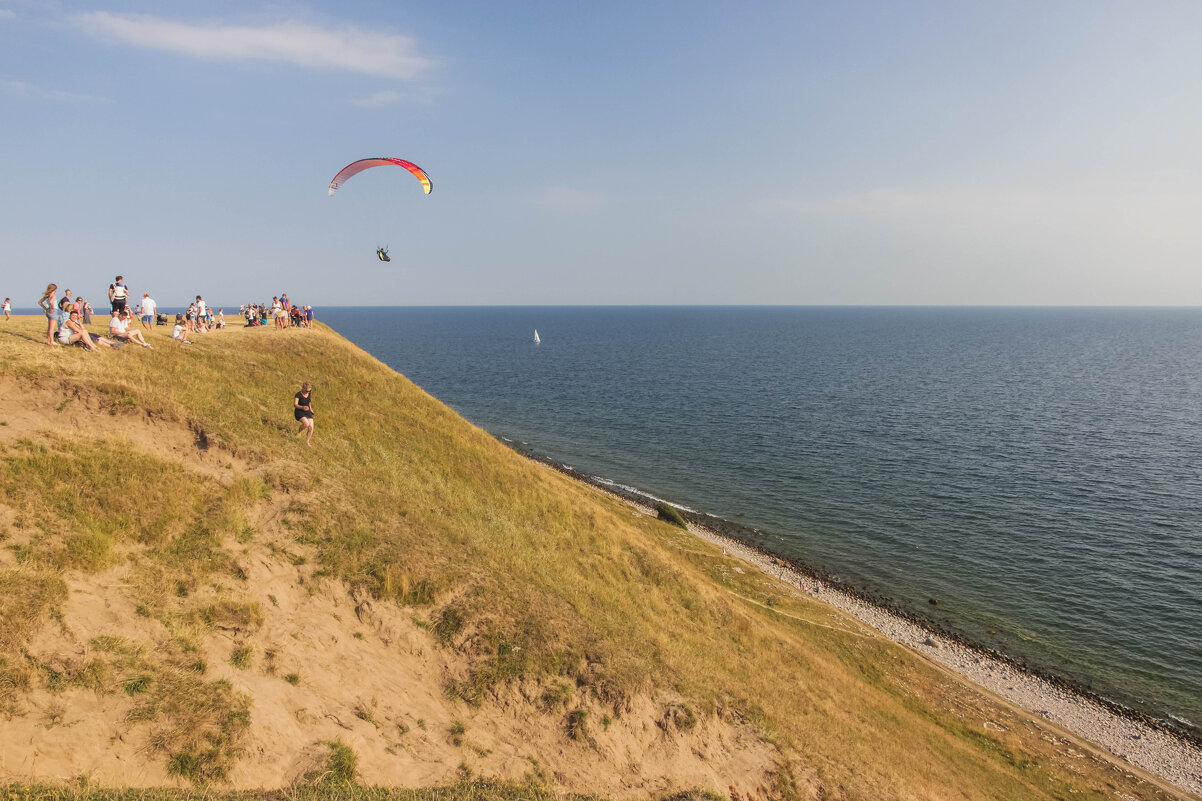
57, 309, 95, 350
172, 314, 192, 344
110, 309, 153, 348
57, 289, 73, 335
58, 309, 113, 351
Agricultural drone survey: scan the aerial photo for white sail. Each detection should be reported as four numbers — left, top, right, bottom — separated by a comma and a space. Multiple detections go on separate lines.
533, 329, 541, 344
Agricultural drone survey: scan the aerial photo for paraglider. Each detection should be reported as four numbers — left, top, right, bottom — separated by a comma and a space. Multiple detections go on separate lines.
328, 157, 433, 197
329, 157, 432, 261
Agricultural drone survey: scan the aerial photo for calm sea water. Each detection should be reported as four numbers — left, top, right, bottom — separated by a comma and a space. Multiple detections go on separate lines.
321, 306, 1202, 732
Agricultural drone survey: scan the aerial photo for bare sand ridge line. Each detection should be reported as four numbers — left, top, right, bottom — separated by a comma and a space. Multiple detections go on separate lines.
0, 374, 249, 482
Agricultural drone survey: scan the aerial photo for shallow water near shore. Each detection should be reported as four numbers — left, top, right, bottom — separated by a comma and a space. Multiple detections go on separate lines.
321, 306, 1202, 735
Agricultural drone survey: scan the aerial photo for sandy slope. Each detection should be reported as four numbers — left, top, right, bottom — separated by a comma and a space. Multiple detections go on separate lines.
0, 372, 777, 798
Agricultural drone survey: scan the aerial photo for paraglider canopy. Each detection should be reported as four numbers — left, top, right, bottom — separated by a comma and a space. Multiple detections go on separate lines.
328, 158, 433, 196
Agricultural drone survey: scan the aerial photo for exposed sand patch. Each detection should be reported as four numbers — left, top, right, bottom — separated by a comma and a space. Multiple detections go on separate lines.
1, 548, 779, 797
0, 397, 780, 798
0, 374, 248, 481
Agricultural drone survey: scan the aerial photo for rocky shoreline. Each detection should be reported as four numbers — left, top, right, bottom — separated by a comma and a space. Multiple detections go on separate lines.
510, 444, 1202, 797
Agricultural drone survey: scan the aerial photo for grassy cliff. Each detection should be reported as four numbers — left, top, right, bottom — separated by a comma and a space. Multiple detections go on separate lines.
0, 317, 1181, 800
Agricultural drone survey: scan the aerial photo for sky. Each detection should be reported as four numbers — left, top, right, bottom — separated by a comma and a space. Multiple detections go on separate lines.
2, 1, 1202, 308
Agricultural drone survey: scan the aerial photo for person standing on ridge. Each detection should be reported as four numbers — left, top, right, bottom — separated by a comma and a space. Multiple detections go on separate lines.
2, 298, 10, 321
38, 283, 57, 345
139, 293, 157, 331
110, 275, 129, 315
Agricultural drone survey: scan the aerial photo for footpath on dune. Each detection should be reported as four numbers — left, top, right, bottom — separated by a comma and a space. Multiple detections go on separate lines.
0, 317, 1195, 801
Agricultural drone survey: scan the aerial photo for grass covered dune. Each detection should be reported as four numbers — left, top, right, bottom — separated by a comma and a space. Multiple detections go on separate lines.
0, 316, 1190, 800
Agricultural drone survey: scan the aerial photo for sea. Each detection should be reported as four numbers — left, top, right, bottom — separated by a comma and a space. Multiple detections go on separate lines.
319, 306, 1202, 736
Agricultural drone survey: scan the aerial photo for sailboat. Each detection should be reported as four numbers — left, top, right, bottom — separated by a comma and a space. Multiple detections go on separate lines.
533, 329, 541, 344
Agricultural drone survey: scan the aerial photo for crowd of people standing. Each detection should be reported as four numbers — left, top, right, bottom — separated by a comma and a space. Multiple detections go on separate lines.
22, 276, 313, 350
241, 293, 314, 329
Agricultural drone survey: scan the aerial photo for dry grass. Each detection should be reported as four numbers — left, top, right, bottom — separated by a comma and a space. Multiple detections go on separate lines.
0, 316, 1180, 800
0, 780, 607, 801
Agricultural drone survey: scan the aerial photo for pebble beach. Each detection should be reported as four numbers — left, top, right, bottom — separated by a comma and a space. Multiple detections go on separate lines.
516, 444, 1202, 796
673, 504, 1202, 797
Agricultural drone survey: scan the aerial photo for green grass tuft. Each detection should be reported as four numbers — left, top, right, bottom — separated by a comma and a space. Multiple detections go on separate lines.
654, 502, 688, 529
449, 720, 466, 746
229, 644, 253, 670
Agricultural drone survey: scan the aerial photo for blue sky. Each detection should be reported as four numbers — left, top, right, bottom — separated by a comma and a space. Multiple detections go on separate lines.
3, 1, 1201, 308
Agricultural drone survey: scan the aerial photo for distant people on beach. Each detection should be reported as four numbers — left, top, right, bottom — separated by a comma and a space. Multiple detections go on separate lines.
294, 382, 314, 445
38, 283, 58, 345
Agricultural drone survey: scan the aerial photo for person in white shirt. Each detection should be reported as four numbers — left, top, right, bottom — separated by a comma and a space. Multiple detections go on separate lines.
139, 293, 157, 331
172, 314, 192, 344
110, 310, 152, 348
271, 297, 286, 328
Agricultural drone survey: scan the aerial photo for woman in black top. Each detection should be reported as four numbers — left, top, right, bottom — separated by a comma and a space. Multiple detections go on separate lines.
294, 382, 314, 445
